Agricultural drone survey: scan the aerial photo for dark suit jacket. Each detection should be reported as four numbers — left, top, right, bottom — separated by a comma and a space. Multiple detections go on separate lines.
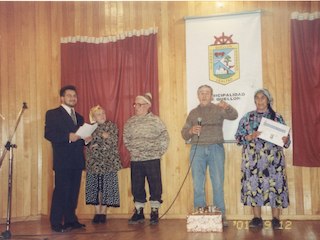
45, 106, 85, 170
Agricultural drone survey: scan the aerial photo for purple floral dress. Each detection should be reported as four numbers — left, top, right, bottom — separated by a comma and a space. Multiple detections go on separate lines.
235, 109, 290, 208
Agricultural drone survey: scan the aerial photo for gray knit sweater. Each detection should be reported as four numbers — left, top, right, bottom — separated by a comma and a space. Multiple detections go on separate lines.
123, 112, 169, 162
181, 103, 238, 145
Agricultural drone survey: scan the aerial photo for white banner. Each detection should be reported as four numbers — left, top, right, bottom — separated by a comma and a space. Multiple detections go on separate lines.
185, 10, 263, 142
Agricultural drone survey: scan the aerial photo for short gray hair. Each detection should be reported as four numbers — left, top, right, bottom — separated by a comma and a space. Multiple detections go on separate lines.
197, 85, 213, 95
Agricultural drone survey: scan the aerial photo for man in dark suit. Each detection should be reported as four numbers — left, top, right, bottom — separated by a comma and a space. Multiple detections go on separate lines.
45, 85, 86, 233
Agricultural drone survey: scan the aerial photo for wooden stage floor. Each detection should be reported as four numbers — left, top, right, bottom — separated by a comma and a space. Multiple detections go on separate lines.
0, 218, 319, 240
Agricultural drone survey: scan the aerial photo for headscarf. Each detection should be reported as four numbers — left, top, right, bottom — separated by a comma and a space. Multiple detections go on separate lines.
254, 88, 276, 120
254, 88, 273, 105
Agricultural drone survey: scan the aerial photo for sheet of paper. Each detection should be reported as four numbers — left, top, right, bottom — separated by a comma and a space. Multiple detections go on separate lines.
76, 123, 98, 139
257, 117, 290, 147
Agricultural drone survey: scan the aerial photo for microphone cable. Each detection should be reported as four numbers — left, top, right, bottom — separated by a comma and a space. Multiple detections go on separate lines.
2, 135, 201, 238
158, 134, 200, 221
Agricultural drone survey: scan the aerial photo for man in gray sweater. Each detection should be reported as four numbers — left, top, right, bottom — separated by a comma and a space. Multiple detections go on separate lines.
181, 85, 238, 227
124, 93, 169, 225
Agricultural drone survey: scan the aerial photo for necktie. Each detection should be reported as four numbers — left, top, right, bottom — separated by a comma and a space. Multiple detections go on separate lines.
70, 108, 77, 125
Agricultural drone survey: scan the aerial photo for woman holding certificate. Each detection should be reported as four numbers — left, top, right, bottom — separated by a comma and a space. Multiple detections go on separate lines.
235, 89, 290, 230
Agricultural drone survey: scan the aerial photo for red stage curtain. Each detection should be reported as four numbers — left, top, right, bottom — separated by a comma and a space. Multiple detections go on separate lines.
61, 29, 159, 168
291, 12, 320, 167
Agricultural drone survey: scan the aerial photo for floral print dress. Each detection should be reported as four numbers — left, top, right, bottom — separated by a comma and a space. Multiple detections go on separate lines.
235, 110, 290, 208
85, 121, 122, 206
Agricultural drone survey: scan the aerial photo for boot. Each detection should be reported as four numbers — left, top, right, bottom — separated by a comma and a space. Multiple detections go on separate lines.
150, 208, 159, 225
100, 214, 106, 223
128, 207, 145, 224
92, 214, 100, 224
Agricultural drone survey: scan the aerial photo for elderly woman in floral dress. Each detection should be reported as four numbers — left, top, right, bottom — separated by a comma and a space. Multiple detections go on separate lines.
85, 105, 122, 224
235, 89, 290, 230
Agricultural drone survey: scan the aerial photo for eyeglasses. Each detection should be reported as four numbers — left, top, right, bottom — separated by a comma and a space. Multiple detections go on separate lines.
133, 103, 148, 108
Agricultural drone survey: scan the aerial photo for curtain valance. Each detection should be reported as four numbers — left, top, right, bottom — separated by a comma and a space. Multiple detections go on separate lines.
291, 11, 320, 20
61, 27, 158, 44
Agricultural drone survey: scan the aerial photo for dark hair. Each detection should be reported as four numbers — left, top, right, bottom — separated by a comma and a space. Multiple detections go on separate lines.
60, 85, 77, 97
268, 103, 276, 120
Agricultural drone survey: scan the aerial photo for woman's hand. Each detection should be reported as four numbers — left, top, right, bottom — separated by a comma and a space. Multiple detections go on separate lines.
102, 131, 109, 139
90, 143, 98, 150
282, 135, 289, 145
245, 131, 261, 141
84, 136, 92, 145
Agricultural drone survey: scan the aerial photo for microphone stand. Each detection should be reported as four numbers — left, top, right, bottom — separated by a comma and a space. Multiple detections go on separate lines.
0, 103, 28, 239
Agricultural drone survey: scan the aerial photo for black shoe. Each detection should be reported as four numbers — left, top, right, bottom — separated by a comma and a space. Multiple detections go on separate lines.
249, 217, 263, 228
128, 208, 145, 224
272, 217, 281, 230
150, 208, 159, 225
100, 214, 106, 223
64, 221, 86, 230
51, 224, 65, 233
92, 214, 100, 224
72, 221, 86, 229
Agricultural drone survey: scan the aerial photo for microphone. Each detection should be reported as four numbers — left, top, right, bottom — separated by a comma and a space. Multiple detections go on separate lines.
197, 117, 202, 137
23, 102, 28, 109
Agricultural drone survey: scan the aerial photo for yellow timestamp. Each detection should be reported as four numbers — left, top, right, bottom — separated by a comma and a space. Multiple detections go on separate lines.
232, 220, 292, 230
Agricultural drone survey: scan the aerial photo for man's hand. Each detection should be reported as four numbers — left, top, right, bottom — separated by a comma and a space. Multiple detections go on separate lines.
217, 100, 230, 110
69, 133, 80, 142
189, 125, 201, 136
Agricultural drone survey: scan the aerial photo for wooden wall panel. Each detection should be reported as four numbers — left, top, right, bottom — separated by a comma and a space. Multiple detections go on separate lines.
0, 1, 319, 221
0, 3, 9, 220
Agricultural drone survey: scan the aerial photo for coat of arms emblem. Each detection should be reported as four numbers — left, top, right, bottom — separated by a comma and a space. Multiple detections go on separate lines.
209, 33, 240, 85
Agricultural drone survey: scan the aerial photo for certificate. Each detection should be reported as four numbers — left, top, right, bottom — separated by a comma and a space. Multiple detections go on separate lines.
76, 123, 98, 139
257, 117, 290, 147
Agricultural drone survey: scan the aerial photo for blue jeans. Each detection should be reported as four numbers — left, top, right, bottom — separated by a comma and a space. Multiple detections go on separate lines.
190, 144, 225, 214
